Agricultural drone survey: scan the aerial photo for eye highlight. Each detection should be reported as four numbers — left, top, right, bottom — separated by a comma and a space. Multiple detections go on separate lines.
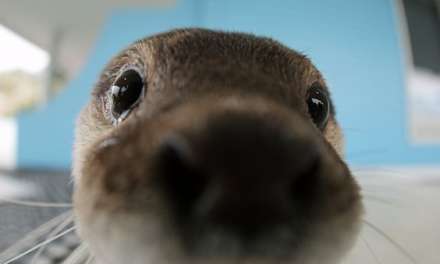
306, 85, 330, 130
110, 68, 145, 123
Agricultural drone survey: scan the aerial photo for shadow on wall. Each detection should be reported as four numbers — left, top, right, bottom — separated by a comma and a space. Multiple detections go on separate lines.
17, 0, 440, 169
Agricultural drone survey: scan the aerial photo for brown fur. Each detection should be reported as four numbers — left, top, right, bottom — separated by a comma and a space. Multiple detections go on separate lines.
73, 28, 362, 264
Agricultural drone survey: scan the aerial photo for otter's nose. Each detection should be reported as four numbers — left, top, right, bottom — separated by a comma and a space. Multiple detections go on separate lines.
156, 113, 322, 240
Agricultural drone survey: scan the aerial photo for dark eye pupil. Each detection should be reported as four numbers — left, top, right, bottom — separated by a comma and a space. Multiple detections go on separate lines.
306, 86, 329, 130
111, 69, 144, 119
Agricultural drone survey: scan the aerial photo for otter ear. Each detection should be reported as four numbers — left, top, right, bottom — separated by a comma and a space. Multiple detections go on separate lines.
110, 68, 145, 124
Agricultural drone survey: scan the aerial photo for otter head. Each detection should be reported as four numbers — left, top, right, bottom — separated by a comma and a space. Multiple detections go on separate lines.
73, 28, 363, 264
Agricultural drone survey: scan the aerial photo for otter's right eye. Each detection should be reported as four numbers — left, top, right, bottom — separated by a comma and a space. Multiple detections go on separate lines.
306, 85, 329, 130
110, 69, 144, 122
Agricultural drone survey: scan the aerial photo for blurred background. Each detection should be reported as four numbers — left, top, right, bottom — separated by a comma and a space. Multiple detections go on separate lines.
0, 0, 439, 263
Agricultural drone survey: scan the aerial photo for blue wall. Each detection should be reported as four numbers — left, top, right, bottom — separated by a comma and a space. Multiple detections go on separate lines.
18, 0, 440, 168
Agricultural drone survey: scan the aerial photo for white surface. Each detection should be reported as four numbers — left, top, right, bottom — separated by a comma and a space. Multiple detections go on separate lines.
0, 117, 17, 170
408, 68, 440, 144
344, 167, 440, 264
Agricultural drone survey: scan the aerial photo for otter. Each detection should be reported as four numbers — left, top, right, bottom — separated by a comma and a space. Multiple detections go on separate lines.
73, 28, 363, 264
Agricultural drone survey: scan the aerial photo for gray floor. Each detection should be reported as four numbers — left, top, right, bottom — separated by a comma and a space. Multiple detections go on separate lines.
0, 169, 72, 262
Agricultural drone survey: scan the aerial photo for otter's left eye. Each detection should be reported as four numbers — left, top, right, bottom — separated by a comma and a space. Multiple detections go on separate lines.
110, 69, 144, 122
306, 85, 330, 130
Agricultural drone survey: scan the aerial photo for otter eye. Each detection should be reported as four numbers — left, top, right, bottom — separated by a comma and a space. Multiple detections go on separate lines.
306, 85, 329, 130
110, 69, 144, 122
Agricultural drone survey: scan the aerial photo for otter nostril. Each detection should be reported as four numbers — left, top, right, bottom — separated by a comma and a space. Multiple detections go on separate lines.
290, 146, 322, 205
157, 135, 207, 215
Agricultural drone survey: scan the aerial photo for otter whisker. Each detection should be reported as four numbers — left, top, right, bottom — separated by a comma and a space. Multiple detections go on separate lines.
360, 188, 404, 202
346, 148, 390, 159
361, 235, 383, 264
62, 243, 90, 264
361, 193, 396, 205
363, 219, 417, 264
30, 213, 75, 263
360, 179, 418, 206
353, 167, 413, 177
0, 211, 72, 262
2, 226, 76, 264
353, 167, 432, 184
359, 183, 404, 193
84, 254, 94, 264
0, 196, 72, 208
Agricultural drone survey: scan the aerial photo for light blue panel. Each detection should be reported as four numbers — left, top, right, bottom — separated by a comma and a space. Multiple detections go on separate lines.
201, 0, 440, 165
18, 0, 198, 168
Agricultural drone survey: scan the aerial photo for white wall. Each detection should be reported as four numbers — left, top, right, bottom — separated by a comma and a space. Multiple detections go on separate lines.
0, 117, 17, 170
408, 68, 440, 144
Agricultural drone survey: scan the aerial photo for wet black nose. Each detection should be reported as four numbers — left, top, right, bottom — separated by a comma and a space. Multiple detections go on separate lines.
156, 113, 322, 241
